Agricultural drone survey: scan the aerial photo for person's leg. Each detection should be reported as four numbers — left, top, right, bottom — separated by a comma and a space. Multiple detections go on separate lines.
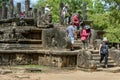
85, 39, 89, 49
100, 54, 104, 63
87, 37, 90, 49
71, 37, 75, 51
66, 17, 69, 24
104, 54, 108, 68
82, 41, 85, 49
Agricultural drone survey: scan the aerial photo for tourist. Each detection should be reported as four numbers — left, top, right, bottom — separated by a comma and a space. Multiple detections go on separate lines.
80, 26, 89, 50
45, 4, 51, 14
99, 37, 109, 68
85, 25, 91, 48
71, 13, 80, 30
66, 22, 76, 51
71, 13, 81, 39
20, 11, 25, 19
62, 3, 69, 25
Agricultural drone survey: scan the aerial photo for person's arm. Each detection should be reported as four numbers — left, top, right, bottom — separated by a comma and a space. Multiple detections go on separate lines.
80, 30, 83, 36
99, 44, 102, 55
66, 29, 69, 36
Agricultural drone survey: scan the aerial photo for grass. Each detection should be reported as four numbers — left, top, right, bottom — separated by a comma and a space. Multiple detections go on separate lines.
9, 64, 49, 70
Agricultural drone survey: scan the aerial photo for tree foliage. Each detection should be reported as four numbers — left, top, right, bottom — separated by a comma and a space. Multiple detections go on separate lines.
35, 0, 120, 43
0, 0, 9, 8
102, 0, 120, 42
0, 0, 120, 42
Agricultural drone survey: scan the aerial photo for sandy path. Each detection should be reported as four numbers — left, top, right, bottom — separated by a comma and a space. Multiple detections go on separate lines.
0, 70, 120, 80
40, 71, 120, 80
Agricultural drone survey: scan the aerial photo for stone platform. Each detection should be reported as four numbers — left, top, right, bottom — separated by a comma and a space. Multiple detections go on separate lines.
0, 49, 80, 68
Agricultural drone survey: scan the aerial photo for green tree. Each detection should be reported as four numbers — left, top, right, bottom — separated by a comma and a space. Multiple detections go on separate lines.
35, 0, 120, 43
103, 0, 120, 42
0, 0, 9, 8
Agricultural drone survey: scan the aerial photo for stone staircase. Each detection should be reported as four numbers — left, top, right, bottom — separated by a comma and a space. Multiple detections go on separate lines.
74, 39, 82, 50
91, 50, 117, 68
0, 26, 44, 50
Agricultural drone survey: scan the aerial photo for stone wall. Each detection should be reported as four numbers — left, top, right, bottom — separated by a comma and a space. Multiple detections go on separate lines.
109, 48, 120, 66
77, 50, 96, 68
0, 8, 2, 19
0, 50, 97, 68
0, 53, 38, 65
42, 27, 66, 49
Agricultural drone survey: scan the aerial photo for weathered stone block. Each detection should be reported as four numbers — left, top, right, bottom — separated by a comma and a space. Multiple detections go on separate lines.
42, 27, 66, 49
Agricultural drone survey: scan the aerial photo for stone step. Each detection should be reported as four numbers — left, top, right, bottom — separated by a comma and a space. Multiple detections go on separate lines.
18, 39, 42, 44
0, 44, 43, 50
93, 59, 115, 63
90, 50, 99, 54
74, 43, 82, 46
97, 62, 117, 68
92, 57, 112, 60
74, 40, 82, 43
73, 43, 82, 49
91, 50, 117, 68
92, 53, 100, 57
0, 39, 42, 44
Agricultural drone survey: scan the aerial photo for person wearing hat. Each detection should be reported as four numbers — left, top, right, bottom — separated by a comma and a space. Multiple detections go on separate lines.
80, 26, 89, 50
45, 4, 51, 14
85, 25, 91, 48
66, 22, 76, 51
99, 37, 109, 68
62, 3, 69, 25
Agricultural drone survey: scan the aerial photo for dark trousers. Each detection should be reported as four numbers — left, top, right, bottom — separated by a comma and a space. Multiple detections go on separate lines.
100, 54, 108, 65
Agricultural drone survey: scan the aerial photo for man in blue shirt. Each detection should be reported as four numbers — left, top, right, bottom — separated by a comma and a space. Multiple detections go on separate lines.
66, 23, 76, 51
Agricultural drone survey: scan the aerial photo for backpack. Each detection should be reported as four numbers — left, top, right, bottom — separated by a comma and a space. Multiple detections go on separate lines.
80, 29, 88, 41
100, 44, 108, 54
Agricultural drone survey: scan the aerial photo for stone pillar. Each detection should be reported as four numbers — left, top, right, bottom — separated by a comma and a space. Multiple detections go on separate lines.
25, 0, 30, 17
33, 8, 37, 26
59, 2, 64, 25
83, 2, 87, 20
41, 7, 44, 15
9, 0, 14, 18
1, 2, 7, 19
117, 44, 120, 49
37, 9, 41, 27
16, 3, 21, 18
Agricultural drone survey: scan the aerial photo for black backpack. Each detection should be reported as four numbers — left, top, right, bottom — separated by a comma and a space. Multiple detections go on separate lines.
100, 43, 108, 54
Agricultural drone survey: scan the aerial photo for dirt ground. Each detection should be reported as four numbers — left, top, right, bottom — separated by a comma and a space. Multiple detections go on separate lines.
0, 66, 120, 80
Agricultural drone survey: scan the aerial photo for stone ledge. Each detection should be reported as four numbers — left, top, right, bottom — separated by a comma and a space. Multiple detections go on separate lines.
0, 49, 80, 55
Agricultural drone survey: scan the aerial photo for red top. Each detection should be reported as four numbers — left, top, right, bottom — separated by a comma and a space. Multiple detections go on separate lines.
72, 15, 80, 26
20, 12, 25, 18
80, 29, 88, 41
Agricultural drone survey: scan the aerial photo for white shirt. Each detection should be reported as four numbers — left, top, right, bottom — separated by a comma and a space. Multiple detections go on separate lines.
62, 7, 68, 16
45, 7, 50, 14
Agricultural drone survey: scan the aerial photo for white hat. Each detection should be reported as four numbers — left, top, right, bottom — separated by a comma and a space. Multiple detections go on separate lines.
46, 4, 49, 7
103, 37, 108, 41
85, 25, 90, 29
65, 3, 68, 7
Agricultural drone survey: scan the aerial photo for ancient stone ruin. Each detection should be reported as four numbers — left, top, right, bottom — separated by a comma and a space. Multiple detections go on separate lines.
0, 0, 119, 69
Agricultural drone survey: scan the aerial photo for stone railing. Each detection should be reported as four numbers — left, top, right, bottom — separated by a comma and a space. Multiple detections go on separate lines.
77, 50, 97, 69
109, 48, 120, 66
0, 49, 97, 69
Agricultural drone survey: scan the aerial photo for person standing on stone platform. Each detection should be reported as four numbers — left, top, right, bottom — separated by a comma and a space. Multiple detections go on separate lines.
80, 26, 89, 50
45, 4, 51, 14
99, 37, 109, 68
20, 11, 25, 19
66, 22, 76, 51
85, 25, 91, 48
62, 3, 69, 25
71, 13, 80, 30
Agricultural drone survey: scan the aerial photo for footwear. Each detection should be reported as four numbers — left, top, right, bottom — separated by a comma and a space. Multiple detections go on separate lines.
70, 48, 74, 51
105, 65, 108, 68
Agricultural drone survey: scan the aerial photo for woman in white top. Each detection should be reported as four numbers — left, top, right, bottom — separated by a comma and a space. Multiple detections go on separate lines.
45, 4, 50, 14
